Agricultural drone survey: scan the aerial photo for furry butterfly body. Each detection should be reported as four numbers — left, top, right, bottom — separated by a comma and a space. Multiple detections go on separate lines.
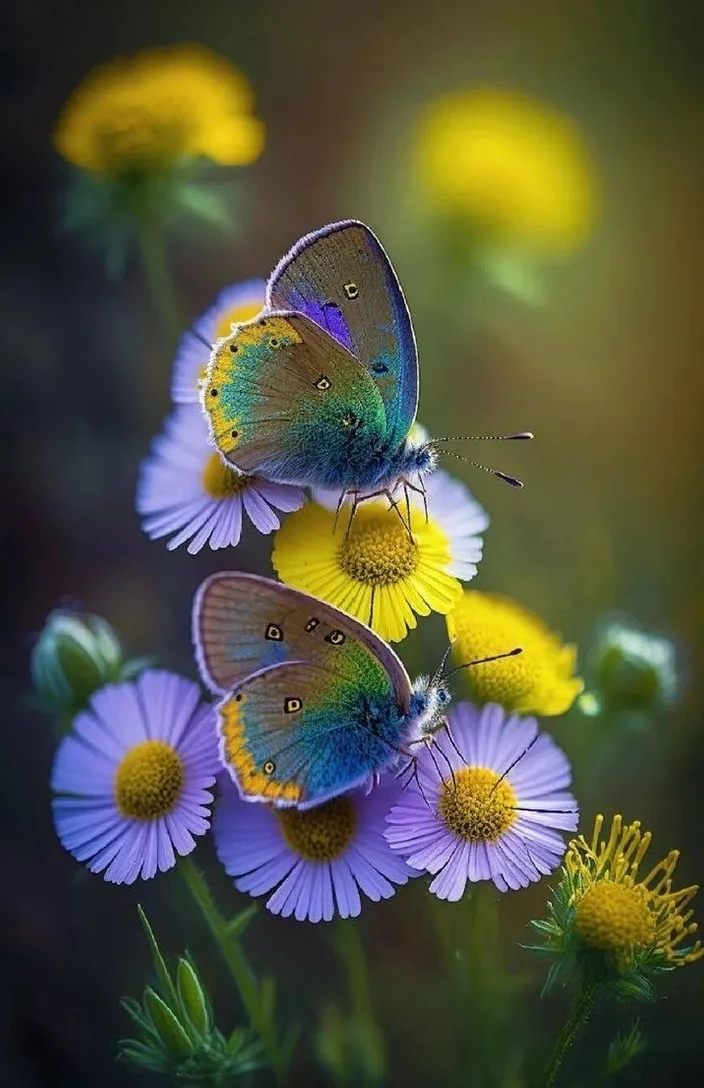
192, 573, 450, 809
203, 221, 435, 492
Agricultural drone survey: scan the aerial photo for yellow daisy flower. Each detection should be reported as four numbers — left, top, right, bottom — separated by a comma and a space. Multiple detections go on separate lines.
567, 814, 703, 971
446, 591, 583, 715
53, 43, 265, 177
272, 499, 463, 643
412, 87, 598, 255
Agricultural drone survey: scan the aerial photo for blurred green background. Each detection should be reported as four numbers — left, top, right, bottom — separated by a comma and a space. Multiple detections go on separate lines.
2, 0, 703, 1084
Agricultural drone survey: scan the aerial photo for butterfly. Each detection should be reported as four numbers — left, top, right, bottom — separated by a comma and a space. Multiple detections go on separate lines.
202, 221, 530, 518
193, 573, 520, 809
193, 571, 455, 810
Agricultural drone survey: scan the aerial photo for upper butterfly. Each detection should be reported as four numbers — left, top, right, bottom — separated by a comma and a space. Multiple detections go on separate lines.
193, 572, 454, 810
201, 221, 433, 498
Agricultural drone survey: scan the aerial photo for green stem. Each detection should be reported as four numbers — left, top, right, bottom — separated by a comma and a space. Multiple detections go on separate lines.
137, 221, 181, 347
334, 921, 385, 1085
180, 857, 287, 1086
541, 982, 599, 1088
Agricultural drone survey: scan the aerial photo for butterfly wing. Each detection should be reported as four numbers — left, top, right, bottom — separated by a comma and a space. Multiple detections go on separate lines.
217, 660, 398, 808
193, 571, 411, 701
267, 220, 418, 448
193, 573, 414, 807
203, 310, 388, 488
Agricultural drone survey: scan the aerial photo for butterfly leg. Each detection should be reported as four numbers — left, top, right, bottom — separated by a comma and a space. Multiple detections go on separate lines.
343, 491, 361, 540
333, 487, 349, 534
343, 485, 414, 539
401, 476, 429, 525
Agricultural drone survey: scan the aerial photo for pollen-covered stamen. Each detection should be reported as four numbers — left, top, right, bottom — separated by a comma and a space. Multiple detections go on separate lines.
277, 796, 357, 861
439, 766, 517, 842
202, 453, 250, 499
339, 513, 418, 586
114, 739, 185, 820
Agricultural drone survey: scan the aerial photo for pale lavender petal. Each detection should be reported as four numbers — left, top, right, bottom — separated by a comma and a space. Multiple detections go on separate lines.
266, 860, 309, 919
428, 842, 470, 901
51, 736, 115, 796
242, 487, 281, 534
331, 859, 362, 919
254, 479, 306, 514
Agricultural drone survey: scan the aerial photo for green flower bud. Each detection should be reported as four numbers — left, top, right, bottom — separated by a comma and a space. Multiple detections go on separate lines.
144, 987, 194, 1057
177, 958, 211, 1037
30, 608, 150, 725
587, 619, 678, 718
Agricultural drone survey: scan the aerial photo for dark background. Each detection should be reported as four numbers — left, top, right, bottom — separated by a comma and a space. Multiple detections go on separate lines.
2, 1, 703, 1084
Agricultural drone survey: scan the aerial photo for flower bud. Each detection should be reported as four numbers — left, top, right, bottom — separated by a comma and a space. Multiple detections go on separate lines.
586, 619, 678, 718
176, 958, 211, 1037
30, 608, 148, 725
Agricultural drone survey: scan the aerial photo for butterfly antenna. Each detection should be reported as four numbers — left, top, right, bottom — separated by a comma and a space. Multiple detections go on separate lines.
441, 647, 522, 681
430, 641, 456, 689
424, 432, 533, 488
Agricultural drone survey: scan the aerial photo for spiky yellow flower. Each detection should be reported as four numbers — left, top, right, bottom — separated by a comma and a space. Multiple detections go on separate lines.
446, 591, 583, 715
412, 87, 598, 254
567, 815, 703, 971
54, 44, 265, 177
272, 499, 464, 643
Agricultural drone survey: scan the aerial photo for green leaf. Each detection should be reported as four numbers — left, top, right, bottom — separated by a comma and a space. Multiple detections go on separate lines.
138, 905, 179, 1010
177, 957, 210, 1037
144, 988, 194, 1056
224, 904, 258, 938
259, 976, 276, 1022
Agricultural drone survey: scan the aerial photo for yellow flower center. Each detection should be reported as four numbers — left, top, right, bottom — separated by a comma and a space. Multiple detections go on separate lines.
339, 516, 418, 586
215, 301, 263, 339
114, 740, 184, 820
202, 453, 250, 499
574, 882, 656, 955
277, 796, 357, 861
439, 766, 517, 842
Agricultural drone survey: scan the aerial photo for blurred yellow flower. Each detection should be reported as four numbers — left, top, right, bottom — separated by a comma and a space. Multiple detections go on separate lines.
412, 87, 598, 254
446, 590, 583, 715
54, 43, 265, 177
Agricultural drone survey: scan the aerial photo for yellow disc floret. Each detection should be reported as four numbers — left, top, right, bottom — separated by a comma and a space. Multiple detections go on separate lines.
566, 815, 704, 968
202, 453, 250, 500
277, 796, 357, 862
273, 499, 461, 643
339, 517, 418, 586
439, 766, 517, 842
115, 739, 184, 820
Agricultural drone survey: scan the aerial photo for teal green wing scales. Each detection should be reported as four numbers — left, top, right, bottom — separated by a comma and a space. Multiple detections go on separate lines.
202, 310, 388, 488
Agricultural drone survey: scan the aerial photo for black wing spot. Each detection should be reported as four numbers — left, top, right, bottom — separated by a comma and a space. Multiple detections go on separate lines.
263, 760, 276, 775
229, 344, 239, 353
234, 693, 243, 702
315, 375, 332, 391
304, 618, 320, 633
343, 281, 359, 300
325, 629, 346, 646
258, 318, 267, 326
231, 430, 239, 439
268, 337, 280, 348
284, 697, 303, 714
210, 388, 218, 397
265, 623, 284, 641
371, 361, 389, 375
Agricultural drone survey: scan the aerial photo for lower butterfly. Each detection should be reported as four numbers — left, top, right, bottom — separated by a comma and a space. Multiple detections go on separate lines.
192, 572, 519, 809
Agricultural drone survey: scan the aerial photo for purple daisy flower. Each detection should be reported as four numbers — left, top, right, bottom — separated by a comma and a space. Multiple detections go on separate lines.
172, 280, 266, 404
213, 776, 415, 922
385, 702, 578, 898
137, 405, 305, 554
51, 670, 220, 884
